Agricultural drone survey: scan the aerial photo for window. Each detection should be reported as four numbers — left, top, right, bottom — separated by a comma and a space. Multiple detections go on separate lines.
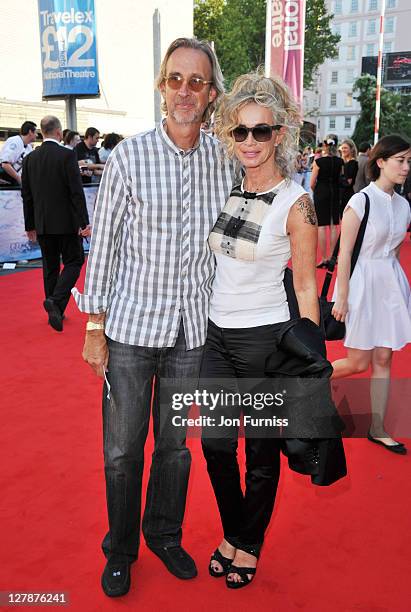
367, 20, 377, 35
366, 43, 375, 56
329, 118, 336, 130
348, 22, 357, 37
387, 0, 396, 8
383, 41, 393, 54
347, 46, 356, 60
330, 93, 337, 107
345, 93, 353, 107
331, 71, 338, 84
385, 17, 395, 34
368, 0, 378, 10
334, 0, 342, 15
351, 0, 358, 12
333, 23, 341, 36
345, 117, 352, 129
346, 69, 355, 83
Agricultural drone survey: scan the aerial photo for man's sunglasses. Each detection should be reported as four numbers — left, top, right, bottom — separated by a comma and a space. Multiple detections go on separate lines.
232, 124, 282, 143
165, 75, 213, 93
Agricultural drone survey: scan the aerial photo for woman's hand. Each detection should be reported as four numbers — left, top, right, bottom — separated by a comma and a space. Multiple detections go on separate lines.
332, 298, 348, 322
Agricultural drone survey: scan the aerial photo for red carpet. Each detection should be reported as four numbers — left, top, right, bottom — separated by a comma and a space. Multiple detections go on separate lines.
1, 240, 411, 611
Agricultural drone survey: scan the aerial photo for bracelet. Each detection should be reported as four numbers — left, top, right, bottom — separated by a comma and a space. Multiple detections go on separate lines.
86, 321, 105, 331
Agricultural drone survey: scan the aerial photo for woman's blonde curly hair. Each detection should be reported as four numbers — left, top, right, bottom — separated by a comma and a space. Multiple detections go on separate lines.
214, 71, 301, 179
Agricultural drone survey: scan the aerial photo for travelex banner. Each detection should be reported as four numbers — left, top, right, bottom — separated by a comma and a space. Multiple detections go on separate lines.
38, 0, 99, 98
265, 0, 306, 112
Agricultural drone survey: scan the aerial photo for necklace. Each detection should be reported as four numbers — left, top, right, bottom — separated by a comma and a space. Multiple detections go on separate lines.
243, 176, 284, 193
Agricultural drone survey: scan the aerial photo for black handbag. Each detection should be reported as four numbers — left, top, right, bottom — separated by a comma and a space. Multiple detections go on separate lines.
284, 192, 370, 340
320, 192, 370, 340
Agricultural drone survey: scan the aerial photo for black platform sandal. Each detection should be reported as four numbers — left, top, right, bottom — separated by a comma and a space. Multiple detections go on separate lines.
209, 548, 234, 578
226, 564, 257, 589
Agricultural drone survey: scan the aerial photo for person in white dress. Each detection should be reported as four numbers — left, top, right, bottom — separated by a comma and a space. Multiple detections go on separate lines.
332, 135, 411, 453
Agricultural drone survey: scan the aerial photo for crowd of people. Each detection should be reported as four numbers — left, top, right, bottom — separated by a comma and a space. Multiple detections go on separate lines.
0, 123, 123, 186
1, 36, 410, 599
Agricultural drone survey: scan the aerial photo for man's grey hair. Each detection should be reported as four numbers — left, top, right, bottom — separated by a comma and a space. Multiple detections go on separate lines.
40, 115, 62, 136
155, 37, 224, 123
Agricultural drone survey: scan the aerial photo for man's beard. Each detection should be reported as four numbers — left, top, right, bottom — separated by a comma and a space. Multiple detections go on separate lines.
169, 105, 203, 125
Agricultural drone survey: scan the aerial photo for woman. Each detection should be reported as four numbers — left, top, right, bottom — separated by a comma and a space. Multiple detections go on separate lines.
201, 73, 319, 588
98, 132, 122, 162
310, 135, 343, 268
332, 135, 411, 453
339, 139, 358, 217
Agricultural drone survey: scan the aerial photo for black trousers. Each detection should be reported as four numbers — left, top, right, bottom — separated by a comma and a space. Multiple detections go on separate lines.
200, 319, 285, 555
37, 234, 84, 314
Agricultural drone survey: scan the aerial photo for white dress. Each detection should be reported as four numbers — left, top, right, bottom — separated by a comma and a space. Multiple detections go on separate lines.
333, 181, 411, 351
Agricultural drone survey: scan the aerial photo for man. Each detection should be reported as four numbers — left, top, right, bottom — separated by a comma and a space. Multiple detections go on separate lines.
73, 38, 235, 597
21, 116, 91, 332
74, 127, 104, 183
353, 141, 371, 193
0, 121, 37, 185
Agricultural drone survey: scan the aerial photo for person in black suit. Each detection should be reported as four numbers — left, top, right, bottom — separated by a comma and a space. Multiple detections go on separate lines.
21, 115, 91, 332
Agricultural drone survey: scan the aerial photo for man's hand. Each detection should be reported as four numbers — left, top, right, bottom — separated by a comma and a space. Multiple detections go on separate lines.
82, 331, 109, 377
26, 230, 37, 242
79, 225, 92, 238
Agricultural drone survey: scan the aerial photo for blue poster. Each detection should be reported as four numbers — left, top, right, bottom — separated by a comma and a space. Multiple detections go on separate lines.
38, 0, 99, 98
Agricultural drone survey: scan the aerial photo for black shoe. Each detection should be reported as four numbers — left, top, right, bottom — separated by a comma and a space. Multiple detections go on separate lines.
43, 298, 63, 332
101, 558, 131, 597
226, 565, 257, 589
367, 432, 407, 455
147, 544, 197, 579
209, 548, 234, 578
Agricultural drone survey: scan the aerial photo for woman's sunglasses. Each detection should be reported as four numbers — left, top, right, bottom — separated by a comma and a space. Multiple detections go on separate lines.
232, 124, 282, 143
165, 75, 213, 93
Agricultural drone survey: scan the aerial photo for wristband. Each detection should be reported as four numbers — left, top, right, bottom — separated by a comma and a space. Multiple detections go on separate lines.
86, 321, 105, 331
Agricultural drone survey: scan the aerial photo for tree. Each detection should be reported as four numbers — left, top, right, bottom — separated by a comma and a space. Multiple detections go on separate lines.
194, 0, 340, 89
352, 74, 411, 144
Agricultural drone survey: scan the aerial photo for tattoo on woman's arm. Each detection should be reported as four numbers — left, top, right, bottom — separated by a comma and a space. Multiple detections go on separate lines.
295, 194, 317, 225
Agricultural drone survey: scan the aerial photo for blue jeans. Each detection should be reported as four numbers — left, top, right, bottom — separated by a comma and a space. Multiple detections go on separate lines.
101, 323, 203, 563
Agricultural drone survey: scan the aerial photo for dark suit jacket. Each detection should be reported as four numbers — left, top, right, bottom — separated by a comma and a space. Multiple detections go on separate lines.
21, 141, 89, 234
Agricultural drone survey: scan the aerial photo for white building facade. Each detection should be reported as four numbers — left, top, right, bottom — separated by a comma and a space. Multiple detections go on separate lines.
0, 0, 193, 138
305, 0, 411, 142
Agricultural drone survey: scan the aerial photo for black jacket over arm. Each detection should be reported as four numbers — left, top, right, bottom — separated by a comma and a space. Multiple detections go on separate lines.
21, 141, 89, 234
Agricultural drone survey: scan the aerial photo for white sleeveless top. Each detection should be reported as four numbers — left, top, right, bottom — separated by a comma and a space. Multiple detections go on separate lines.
208, 179, 306, 328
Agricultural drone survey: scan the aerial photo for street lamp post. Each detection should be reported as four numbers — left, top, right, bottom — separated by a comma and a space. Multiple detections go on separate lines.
374, 0, 386, 145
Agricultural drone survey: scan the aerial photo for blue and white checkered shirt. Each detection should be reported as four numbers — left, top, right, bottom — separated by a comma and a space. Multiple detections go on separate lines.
73, 121, 235, 349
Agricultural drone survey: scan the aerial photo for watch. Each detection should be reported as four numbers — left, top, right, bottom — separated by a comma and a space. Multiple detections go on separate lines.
86, 321, 105, 331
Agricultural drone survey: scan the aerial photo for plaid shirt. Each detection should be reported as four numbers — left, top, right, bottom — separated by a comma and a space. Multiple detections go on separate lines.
73, 122, 235, 349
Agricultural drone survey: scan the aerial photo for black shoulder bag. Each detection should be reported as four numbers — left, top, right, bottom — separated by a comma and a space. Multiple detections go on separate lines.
284, 192, 370, 341
320, 192, 370, 340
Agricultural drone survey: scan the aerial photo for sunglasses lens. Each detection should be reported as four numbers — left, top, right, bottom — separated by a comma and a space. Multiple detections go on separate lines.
188, 78, 204, 92
232, 127, 248, 142
167, 76, 182, 90
252, 126, 273, 142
